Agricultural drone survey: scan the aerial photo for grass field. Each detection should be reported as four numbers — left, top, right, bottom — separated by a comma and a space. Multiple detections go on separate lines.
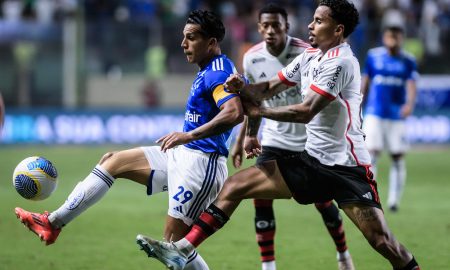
1, 145, 449, 270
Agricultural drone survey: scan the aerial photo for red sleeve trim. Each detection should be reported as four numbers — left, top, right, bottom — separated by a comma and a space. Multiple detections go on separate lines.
277, 71, 297, 86
310, 84, 336, 101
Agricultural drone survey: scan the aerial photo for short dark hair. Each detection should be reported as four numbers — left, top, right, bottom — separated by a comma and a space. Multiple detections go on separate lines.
318, 0, 359, 38
258, 3, 288, 22
186, 10, 225, 42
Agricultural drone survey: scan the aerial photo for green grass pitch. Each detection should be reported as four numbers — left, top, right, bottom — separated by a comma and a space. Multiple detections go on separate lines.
1, 145, 449, 269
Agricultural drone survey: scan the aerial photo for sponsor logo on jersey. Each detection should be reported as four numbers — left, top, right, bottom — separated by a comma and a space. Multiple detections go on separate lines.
185, 110, 201, 123
259, 72, 267, 78
326, 65, 342, 89
251, 57, 266, 64
372, 74, 404, 86
286, 63, 300, 78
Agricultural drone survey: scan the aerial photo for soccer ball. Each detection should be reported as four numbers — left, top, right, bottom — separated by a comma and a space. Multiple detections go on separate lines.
13, 156, 58, 201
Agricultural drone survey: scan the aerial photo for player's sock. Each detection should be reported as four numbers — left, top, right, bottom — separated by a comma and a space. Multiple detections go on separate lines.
314, 201, 348, 253
262, 260, 276, 270
177, 204, 229, 255
184, 250, 210, 270
48, 165, 115, 228
394, 256, 420, 270
388, 159, 406, 208
254, 199, 276, 265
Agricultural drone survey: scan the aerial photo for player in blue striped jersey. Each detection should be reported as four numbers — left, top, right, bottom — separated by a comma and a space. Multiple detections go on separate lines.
15, 10, 243, 270
362, 24, 418, 212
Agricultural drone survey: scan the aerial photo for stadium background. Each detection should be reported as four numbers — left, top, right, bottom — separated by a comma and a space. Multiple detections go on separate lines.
1, 0, 449, 269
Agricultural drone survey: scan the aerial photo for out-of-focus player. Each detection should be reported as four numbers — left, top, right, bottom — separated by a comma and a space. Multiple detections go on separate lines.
15, 10, 243, 270
231, 3, 354, 270
361, 24, 418, 212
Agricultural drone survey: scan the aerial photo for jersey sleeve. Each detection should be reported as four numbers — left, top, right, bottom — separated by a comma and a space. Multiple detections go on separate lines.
310, 58, 352, 100
242, 53, 255, 83
205, 70, 238, 108
362, 53, 373, 78
407, 57, 419, 81
278, 54, 303, 86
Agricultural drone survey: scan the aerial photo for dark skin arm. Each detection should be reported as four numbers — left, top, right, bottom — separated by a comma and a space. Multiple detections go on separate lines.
244, 89, 332, 124
224, 74, 289, 102
157, 96, 244, 152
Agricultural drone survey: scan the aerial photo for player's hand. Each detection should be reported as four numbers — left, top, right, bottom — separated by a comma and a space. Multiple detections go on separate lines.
230, 142, 244, 168
243, 135, 262, 159
224, 74, 245, 93
400, 104, 413, 118
156, 132, 193, 152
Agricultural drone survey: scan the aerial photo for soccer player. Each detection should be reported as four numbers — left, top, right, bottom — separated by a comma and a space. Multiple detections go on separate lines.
361, 24, 418, 212
231, 3, 353, 270
15, 10, 243, 270
136, 1, 421, 270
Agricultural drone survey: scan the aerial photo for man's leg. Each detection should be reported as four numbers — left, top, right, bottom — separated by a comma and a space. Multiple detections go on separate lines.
387, 154, 406, 212
254, 199, 277, 270
342, 204, 420, 269
15, 148, 153, 244
138, 161, 292, 269
314, 202, 354, 269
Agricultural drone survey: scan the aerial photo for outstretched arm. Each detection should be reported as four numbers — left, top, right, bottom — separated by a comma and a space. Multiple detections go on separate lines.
401, 79, 416, 118
224, 74, 289, 102
158, 97, 244, 151
246, 89, 331, 124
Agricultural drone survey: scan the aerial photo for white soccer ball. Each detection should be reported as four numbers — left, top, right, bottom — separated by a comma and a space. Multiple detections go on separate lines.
13, 156, 58, 201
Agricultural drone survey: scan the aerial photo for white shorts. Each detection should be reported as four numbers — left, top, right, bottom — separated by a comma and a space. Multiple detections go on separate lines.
363, 115, 409, 154
141, 146, 228, 226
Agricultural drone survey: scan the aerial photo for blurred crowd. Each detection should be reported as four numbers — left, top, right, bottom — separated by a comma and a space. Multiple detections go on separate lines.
0, 0, 449, 107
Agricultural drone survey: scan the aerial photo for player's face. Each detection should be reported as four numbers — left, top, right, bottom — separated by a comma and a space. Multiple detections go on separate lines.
181, 23, 214, 66
308, 6, 342, 50
258, 13, 288, 50
383, 29, 404, 51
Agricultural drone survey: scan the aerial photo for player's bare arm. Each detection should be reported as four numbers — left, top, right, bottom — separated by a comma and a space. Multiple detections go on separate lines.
247, 90, 331, 124
225, 74, 288, 101
157, 97, 243, 152
401, 79, 417, 118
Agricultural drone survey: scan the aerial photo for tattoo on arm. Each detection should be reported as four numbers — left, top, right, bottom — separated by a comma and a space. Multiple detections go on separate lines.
246, 117, 261, 136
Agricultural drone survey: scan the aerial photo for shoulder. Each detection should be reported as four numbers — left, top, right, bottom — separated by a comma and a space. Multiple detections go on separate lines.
289, 37, 310, 49
367, 47, 386, 58
401, 50, 417, 64
245, 41, 265, 56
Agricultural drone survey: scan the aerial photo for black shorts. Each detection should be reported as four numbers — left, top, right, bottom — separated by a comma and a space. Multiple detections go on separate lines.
256, 146, 302, 165
276, 151, 382, 209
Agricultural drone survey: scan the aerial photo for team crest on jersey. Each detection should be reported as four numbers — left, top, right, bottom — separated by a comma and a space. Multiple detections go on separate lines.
252, 57, 266, 64
312, 66, 324, 81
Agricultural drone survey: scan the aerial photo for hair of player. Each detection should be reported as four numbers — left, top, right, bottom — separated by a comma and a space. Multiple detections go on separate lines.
186, 10, 225, 42
258, 2, 288, 22
318, 0, 359, 38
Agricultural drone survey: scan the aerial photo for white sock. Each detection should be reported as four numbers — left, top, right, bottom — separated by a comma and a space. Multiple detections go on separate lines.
337, 250, 350, 261
262, 260, 276, 270
184, 250, 209, 270
387, 159, 406, 207
174, 238, 196, 257
48, 165, 115, 228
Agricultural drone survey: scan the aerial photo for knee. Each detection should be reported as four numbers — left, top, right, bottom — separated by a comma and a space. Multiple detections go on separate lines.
219, 175, 245, 201
98, 151, 120, 176
367, 230, 396, 252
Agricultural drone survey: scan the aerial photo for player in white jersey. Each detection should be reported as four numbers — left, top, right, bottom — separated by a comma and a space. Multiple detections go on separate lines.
137, 2, 420, 270
231, 3, 353, 270
361, 25, 418, 212
15, 10, 243, 270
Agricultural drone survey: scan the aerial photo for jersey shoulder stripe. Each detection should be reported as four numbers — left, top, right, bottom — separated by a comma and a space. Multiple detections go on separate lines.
211, 58, 225, 71
327, 48, 340, 58
246, 42, 265, 54
290, 38, 310, 48
305, 47, 320, 53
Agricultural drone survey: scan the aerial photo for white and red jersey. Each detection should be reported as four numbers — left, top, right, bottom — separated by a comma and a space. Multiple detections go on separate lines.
278, 42, 371, 166
243, 36, 310, 151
